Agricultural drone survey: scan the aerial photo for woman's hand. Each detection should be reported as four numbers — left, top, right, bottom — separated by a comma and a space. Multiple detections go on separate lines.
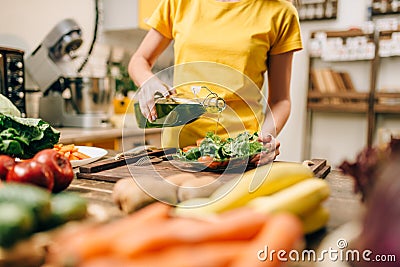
136, 78, 175, 121
250, 134, 281, 166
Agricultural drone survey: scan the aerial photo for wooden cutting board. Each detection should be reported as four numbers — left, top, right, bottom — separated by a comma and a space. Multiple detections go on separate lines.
76, 158, 330, 183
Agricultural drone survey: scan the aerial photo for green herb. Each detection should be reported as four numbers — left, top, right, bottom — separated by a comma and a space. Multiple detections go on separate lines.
0, 114, 60, 159
180, 131, 266, 161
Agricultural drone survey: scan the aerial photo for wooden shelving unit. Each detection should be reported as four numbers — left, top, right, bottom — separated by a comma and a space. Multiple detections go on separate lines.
371, 0, 400, 17
307, 92, 370, 113
297, 0, 338, 22
374, 92, 400, 113
304, 27, 400, 159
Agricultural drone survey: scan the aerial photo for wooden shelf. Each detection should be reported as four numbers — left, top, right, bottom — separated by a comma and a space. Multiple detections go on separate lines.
375, 92, 400, 98
310, 56, 374, 62
311, 29, 373, 39
374, 92, 400, 113
301, 17, 336, 22
307, 92, 370, 113
372, 10, 400, 17
307, 102, 369, 113
379, 27, 400, 37
308, 91, 369, 99
374, 104, 400, 113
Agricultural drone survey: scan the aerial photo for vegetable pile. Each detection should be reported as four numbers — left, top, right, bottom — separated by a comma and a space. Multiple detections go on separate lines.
178, 131, 266, 163
45, 202, 303, 267
0, 114, 60, 159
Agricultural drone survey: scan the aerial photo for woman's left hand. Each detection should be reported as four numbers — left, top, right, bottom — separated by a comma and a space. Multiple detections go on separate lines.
250, 134, 281, 166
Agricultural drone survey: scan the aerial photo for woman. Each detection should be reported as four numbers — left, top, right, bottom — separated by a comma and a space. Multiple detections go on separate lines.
129, 0, 302, 165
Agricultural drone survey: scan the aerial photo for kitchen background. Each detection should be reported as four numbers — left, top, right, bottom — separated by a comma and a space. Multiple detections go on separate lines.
1, 0, 399, 167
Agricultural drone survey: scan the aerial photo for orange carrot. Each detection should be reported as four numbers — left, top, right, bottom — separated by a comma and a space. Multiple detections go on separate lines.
73, 151, 91, 159
113, 207, 268, 257
49, 203, 171, 263
83, 241, 245, 267
59, 144, 75, 153
230, 213, 304, 267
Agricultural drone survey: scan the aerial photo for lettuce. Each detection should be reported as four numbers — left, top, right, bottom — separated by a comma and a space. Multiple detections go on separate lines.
0, 114, 60, 159
181, 131, 265, 161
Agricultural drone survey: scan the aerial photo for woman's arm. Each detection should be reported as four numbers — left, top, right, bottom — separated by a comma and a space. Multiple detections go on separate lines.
261, 51, 294, 137
129, 28, 172, 87
252, 51, 294, 165
128, 29, 173, 121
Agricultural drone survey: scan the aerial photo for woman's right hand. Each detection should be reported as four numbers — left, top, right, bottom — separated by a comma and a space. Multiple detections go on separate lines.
136, 78, 175, 122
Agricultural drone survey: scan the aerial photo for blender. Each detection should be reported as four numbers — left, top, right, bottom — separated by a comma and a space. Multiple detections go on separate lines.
25, 18, 113, 128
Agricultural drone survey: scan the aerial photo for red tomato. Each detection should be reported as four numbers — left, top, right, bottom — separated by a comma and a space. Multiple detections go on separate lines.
0, 155, 16, 180
7, 160, 54, 191
196, 138, 205, 147
198, 156, 221, 169
33, 149, 74, 193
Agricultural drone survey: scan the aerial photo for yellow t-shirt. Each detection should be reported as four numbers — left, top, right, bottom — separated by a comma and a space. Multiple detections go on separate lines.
147, 0, 303, 147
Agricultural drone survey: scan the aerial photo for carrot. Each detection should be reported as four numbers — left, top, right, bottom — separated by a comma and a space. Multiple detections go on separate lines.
59, 144, 75, 153
80, 257, 136, 267
113, 207, 268, 257
51, 203, 171, 263
73, 151, 91, 159
230, 213, 304, 267
81, 241, 244, 267
54, 143, 91, 160
69, 154, 80, 161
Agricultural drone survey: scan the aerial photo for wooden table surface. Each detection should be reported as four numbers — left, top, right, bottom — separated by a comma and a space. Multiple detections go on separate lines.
67, 162, 363, 265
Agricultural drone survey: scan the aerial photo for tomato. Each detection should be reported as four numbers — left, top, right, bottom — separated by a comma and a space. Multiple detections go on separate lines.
7, 160, 54, 191
196, 138, 205, 147
198, 156, 221, 169
33, 149, 74, 193
0, 155, 16, 181
182, 146, 198, 153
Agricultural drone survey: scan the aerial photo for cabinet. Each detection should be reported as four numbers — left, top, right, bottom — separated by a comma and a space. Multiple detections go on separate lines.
102, 0, 160, 31
304, 26, 400, 158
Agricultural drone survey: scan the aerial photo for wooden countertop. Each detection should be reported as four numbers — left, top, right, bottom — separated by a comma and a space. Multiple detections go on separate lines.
57, 126, 161, 144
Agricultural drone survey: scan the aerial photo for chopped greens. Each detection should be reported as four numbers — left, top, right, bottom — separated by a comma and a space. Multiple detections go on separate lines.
0, 113, 60, 159
178, 131, 266, 161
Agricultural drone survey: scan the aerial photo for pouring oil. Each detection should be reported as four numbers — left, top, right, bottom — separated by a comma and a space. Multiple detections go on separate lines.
201, 93, 226, 135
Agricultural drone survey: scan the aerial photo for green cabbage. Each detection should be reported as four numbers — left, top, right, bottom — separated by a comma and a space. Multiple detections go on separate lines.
0, 113, 60, 159
0, 94, 21, 117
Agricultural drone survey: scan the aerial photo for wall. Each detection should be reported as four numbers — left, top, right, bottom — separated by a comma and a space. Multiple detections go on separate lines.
283, 0, 399, 168
0, 0, 95, 56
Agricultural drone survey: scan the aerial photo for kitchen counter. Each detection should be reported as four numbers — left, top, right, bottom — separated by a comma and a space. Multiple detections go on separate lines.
57, 126, 162, 151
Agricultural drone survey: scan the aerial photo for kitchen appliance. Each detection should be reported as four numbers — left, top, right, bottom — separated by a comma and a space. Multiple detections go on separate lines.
0, 47, 26, 117
25, 18, 112, 127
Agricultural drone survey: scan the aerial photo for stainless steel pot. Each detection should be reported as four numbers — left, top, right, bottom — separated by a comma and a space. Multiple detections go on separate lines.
64, 76, 114, 115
